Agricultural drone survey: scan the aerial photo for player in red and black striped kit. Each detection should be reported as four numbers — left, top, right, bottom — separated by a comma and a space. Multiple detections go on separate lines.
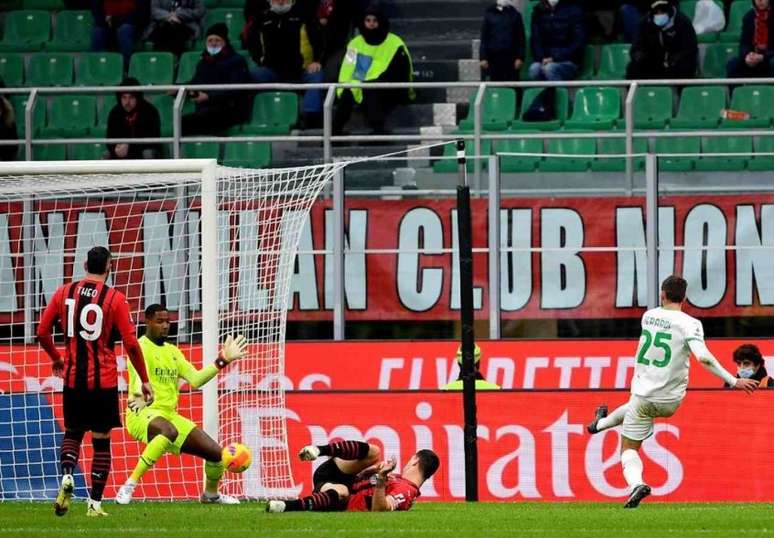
37, 246, 154, 517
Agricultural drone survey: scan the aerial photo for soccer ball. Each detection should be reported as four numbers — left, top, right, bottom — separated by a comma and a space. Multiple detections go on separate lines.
222, 443, 252, 473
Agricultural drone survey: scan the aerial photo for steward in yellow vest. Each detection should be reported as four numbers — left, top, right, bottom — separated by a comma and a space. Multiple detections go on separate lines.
333, 6, 414, 134
441, 344, 501, 391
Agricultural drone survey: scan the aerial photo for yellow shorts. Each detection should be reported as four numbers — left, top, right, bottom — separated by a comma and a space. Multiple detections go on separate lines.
125, 407, 197, 455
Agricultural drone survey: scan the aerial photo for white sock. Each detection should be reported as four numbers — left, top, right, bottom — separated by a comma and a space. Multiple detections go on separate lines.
596, 403, 628, 431
124, 478, 137, 487
621, 449, 644, 489
89, 498, 102, 509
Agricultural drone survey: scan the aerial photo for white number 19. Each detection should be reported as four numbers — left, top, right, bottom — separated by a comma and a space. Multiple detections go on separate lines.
64, 298, 104, 341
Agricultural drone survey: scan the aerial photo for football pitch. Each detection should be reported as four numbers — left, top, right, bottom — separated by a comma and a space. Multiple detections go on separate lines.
1, 501, 772, 537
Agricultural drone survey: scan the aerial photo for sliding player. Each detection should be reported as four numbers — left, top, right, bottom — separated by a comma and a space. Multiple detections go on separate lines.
267, 440, 439, 512
115, 304, 248, 505
587, 275, 757, 508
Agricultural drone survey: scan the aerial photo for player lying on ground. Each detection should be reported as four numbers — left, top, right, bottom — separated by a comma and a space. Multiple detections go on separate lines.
267, 440, 439, 512
37, 246, 154, 517
586, 275, 758, 509
115, 304, 248, 505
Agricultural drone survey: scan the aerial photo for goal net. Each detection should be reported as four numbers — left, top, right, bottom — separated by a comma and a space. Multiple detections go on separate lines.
0, 159, 340, 501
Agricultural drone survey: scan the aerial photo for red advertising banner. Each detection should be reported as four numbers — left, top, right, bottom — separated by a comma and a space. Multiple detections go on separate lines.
2, 194, 773, 322
3, 340, 772, 393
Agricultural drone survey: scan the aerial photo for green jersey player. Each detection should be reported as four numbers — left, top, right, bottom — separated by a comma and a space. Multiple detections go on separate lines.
587, 275, 758, 508
116, 304, 248, 505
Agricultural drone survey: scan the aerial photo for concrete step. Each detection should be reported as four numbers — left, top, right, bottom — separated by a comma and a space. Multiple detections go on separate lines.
394, 0, 489, 19
391, 17, 481, 42
408, 39, 474, 61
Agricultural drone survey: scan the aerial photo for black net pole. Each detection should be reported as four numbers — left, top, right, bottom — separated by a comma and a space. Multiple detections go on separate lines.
456, 139, 479, 502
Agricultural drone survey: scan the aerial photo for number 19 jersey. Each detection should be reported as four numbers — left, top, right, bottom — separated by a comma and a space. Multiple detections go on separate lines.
631, 306, 705, 403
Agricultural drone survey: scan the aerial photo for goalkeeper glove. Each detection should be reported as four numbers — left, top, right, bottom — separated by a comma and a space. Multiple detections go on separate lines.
128, 394, 147, 413
215, 334, 249, 369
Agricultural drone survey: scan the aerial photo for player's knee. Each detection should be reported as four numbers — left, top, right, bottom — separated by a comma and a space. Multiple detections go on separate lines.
153, 421, 178, 442
322, 483, 349, 501
365, 443, 381, 464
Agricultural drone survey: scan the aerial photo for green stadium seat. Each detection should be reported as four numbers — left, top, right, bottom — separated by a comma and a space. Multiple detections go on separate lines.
48, 11, 92, 52
749, 136, 774, 171
702, 43, 738, 78
564, 87, 620, 130
223, 141, 272, 168
695, 133, 752, 171
77, 53, 123, 86
721, 86, 774, 128
719, 1, 750, 43
219, 0, 245, 6
0, 54, 24, 87
43, 95, 97, 137
495, 133, 543, 173
21, 0, 64, 9
633, 86, 673, 129
512, 87, 569, 131
9, 94, 45, 136
578, 46, 596, 80
433, 133, 492, 173
204, 9, 246, 42
0, 11, 51, 52
459, 88, 517, 131
33, 144, 66, 160
597, 44, 630, 80
129, 52, 175, 85
243, 91, 298, 134
591, 136, 648, 172
176, 51, 200, 83
539, 134, 595, 172
26, 53, 73, 87
654, 136, 700, 171
203, 0, 220, 7
182, 141, 220, 159
670, 86, 725, 129
69, 143, 107, 160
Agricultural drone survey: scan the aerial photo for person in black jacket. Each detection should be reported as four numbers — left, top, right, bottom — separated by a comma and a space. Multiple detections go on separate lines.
620, 0, 651, 42
242, 0, 325, 126
528, 0, 587, 81
626, 0, 697, 79
182, 23, 251, 135
724, 343, 774, 389
727, 0, 774, 78
479, 0, 525, 81
106, 77, 161, 159
305, 0, 357, 82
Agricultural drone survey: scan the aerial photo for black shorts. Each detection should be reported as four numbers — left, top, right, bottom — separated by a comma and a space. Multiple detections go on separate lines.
63, 387, 121, 433
312, 459, 356, 493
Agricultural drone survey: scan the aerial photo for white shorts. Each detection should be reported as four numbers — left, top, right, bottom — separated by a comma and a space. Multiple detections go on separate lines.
621, 395, 681, 441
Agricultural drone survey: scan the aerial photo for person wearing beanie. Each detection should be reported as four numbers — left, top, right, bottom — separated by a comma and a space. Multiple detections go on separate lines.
106, 77, 161, 159
144, 0, 205, 57
479, 0, 526, 82
527, 0, 587, 82
242, 0, 326, 129
727, 0, 774, 78
90, 0, 149, 68
333, 6, 413, 135
626, 0, 697, 79
181, 23, 251, 135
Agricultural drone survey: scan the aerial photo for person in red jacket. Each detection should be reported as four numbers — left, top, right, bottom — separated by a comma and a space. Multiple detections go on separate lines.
37, 246, 154, 518
91, 0, 149, 67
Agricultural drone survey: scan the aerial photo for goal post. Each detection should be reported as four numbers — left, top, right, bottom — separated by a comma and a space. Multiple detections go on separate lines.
0, 159, 339, 501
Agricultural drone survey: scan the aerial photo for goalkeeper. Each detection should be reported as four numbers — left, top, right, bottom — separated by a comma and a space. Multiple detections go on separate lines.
116, 304, 248, 505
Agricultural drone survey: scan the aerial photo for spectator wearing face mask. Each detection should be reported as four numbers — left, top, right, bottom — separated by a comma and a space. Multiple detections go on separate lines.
725, 343, 774, 388
626, 0, 697, 79
727, 0, 774, 78
479, 0, 525, 81
242, 0, 326, 128
528, 0, 587, 81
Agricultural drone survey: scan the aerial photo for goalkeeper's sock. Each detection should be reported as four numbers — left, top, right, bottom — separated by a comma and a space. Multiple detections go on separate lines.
89, 437, 112, 502
596, 403, 628, 431
317, 441, 369, 460
130, 434, 173, 483
621, 449, 644, 488
60, 429, 84, 476
204, 460, 225, 496
285, 490, 341, 512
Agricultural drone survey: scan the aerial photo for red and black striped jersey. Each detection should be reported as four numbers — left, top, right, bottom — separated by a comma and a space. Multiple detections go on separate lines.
37, 278, 148, 390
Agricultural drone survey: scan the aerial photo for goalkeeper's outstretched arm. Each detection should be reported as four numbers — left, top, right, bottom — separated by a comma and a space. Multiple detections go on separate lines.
181, 334, 250, 389
688, 340, 757, 393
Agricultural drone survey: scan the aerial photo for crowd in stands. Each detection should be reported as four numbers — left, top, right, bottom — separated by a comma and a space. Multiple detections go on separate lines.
0, 0, 773, 162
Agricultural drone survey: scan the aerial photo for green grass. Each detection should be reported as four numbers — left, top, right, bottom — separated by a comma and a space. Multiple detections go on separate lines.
2, 501, 773, 537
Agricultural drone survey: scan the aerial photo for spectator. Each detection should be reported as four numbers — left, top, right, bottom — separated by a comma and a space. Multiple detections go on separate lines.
106, 77, 161, 159
626, 0, 697, 79
144, 0, 205, 57
333, 6, 413, 135
581, 0, 619, 42
727, 0, 774, 78
528, 0, 587, 82
479, 0, 526, 82
0, 81, 17, 162
620, 1, 651, 42
243, 0, 325, 128
724, 343, 774, 388
304, 0, 357, 82
91, 0, 149, 67
182, 23, 251, 135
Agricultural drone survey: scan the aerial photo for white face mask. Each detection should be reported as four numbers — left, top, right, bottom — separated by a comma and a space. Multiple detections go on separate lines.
653, 13, 670, 27
738, 367, 756, 379
206, 45, 223, 56
270, 2, 292, 14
